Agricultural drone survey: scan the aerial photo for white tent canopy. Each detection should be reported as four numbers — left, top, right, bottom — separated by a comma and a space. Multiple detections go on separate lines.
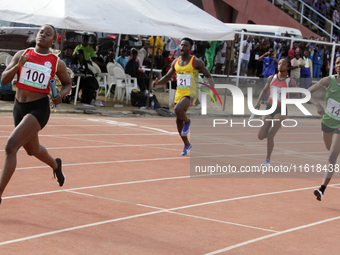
0, 0, 234, 41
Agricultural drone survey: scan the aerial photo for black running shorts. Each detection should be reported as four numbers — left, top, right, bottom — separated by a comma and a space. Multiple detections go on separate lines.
266, 103, 288, 118
13, 96, 50, 129
321, 122, 340, 134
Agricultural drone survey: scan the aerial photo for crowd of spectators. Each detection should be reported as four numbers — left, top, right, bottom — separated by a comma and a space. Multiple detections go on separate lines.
272, 0, 340, 36
196, 33, 340, 86
61, 31, 340, 99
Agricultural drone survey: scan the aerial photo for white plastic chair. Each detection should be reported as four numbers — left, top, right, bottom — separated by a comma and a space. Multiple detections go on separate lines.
106, 62, 117, 99
112, 65, 138, 104
90, 62, 109, 102
0, 52, 11, 65
111, 65, 128, 102
160, 81, 175, 106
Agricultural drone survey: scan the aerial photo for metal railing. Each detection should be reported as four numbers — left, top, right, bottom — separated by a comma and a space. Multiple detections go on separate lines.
235, 30, 338, 86
270, 0, 340, 39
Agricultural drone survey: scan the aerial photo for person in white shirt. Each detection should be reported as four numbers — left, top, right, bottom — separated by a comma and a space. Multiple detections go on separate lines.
240, 35, 252, 76
162, 36, 171, 58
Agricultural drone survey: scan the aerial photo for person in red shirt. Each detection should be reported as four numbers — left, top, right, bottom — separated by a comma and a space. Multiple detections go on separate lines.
288, 41, 299, 60
0, 24, 72, 204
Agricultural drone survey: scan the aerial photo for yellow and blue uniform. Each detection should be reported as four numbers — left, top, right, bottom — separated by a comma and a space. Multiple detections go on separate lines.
174, 55, 199, 104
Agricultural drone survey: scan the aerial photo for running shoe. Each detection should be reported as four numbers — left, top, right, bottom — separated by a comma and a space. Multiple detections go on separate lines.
314, 189, 323, 201
181, 119, 191, 136
181, 144, 192, 156
53, 158, 65, 187
261, 159, 270, 167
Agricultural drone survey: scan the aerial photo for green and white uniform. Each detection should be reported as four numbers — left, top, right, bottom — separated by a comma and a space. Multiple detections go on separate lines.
322, 75, 340, 129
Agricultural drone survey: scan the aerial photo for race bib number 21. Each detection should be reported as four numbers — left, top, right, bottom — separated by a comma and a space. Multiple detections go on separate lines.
177, 74, 191, 89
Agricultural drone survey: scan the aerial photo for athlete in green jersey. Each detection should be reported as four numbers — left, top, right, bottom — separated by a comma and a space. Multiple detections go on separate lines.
309, 56, 340, 201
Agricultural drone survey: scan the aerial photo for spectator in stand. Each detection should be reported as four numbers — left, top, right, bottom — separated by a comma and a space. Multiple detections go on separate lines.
280, 38, 290, 59
119, 34, 142, 51
333, 4, 340, 25
307, 36, 316, 52
128, 49, 142, 69
148, 36, 164, 55
116, 48, 129, 69
214, 41, 227, 74
125, 48, 148, 92
300, 49, 313, 89
304, 0, 313, 17
240, 35, 252, 76
73, 34, 96, 64
162, 36, 171, 58
322, 43, 331, 77
274, 41, 283, 61
94, 45, 107, 73
224, 40, 235, 75
247, 39, 261, 79
233, 34, 240, 62
288, 41, 299, 60
313, 42, 324, 77
61, 46, 73, 67
205, 40, 221, 72
326, 0, 332, 16
154, 49, 165, 70
119, 34, 130, 50
315, 0, 326, 29
291, 51, 303, 88
139, 40, 153, 68
172, 44, 181, 59
299, 40, 307, 52
258, 48, 278, 103
194, 41, 210, 63
104, 50, 115, 65
69, 49, 88, 100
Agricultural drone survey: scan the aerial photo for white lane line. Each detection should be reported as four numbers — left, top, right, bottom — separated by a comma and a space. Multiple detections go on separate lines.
3, 175, 191, 199
67, 190, 278, 233
14, 156, 188, 171
139, 126, 178, 134
168, 185, 325, 211
0, 210, 165, 246
1, 184, 334, 247
204, 216, 340, 254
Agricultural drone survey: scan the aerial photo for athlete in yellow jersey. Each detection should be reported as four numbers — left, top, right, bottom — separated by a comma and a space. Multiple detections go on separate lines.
173, 54, 199, 105
153, 38, 214, 156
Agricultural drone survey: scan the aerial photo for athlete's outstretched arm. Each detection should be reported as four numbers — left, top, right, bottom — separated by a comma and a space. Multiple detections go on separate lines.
152, 59, 176, 87
1, 50, 25, 85
308, 76, 331, 116
194, 58, 215, 88
254, 76, 273, 109
52, 60, 72, 105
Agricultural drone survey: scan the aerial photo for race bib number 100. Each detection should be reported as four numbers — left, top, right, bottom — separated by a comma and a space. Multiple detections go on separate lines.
177, 74, 191, 89
19, 62, 51, 89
